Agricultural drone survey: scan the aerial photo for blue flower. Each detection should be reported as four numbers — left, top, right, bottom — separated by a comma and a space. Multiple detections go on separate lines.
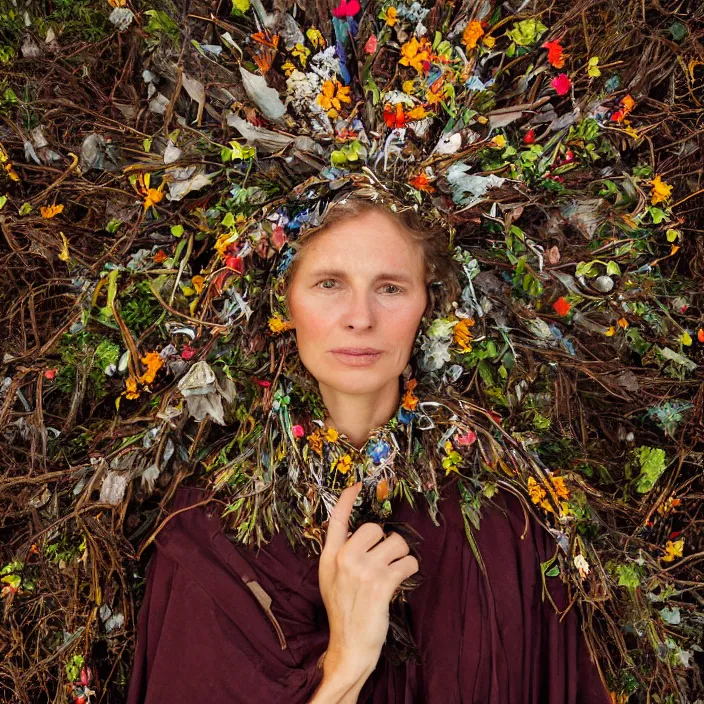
368, 440, 391, 464
397, 407, 416, 426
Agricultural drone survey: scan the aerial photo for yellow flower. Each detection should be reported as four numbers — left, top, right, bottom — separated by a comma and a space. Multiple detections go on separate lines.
490, 134, 506, 149
406, 105, 427, 121
136, 172, 166, 213
551, 475, 570, 501
292, 43, 311, 67
268, 314, 293, 334
0, 143, 20, 182
384, 6, 398, 26
452, 317, 475, 352
623, 124, 640, 139
399, 36, 431, 74
482, 34, 496, 48
462, 20, 484, 50
332, 453, 352, 474
316, 79, 352, 118
527, 476, 547, 507
325, 427, 339, 443
657, 494, 681, 516
604, 326, 616, 337
281, 60, 297, 76
306, 27, 325, 49
402, 79, 416, 94
587, 56, 601, 78
661, 539, 684, 563
649, 175, 672, 205
215, 230, 240, 259
40, 204, 64, 219
124, 376, 140, 400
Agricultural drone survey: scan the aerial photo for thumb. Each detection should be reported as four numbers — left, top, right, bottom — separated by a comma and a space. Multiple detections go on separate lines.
322, 481, 362, 558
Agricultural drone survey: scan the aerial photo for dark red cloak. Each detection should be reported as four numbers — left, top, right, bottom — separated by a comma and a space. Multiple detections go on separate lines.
126, 478, 611, 703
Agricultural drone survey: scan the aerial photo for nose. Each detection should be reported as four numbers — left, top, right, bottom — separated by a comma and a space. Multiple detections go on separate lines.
342, 289, 375, 329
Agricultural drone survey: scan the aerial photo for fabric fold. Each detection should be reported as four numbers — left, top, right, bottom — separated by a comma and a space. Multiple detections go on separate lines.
127, 481, 612, 704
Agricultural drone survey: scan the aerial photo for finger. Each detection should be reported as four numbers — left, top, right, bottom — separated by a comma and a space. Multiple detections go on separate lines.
347, 522, 386, 552
323, 481, 362, 557
368, 531, 410, 564
387, 554, 419, 583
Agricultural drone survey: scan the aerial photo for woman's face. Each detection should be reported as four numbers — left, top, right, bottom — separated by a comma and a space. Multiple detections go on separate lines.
286, 209, 428, 396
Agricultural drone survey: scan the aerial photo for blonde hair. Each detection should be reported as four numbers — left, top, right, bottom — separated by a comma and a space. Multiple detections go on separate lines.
283, 192, 461, 321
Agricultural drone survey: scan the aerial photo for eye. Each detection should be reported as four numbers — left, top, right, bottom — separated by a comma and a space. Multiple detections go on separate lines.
317, 279, 338, 289
382, 284, 403, 294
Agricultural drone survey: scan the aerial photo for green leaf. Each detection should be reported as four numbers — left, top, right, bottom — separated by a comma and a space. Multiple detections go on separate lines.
221, 212, 236, 228
506, 19, 548, 46
606, 261, 621, 276
0, 194, 6, 210
634, 445, 667, 493
170, 224, 184, 238
575, 261, 596, 277
616, 564, 641, 589
232, 0, 250, 11
647, 206, 670, 224
19, 202, 32, 216
669, 22, 686, 41
546, 565, 560, 577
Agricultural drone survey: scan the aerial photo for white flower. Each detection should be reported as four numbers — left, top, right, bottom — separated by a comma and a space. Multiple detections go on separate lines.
573, 553, 591, 581
309, 46, 341, 81
420, 337, 452, 371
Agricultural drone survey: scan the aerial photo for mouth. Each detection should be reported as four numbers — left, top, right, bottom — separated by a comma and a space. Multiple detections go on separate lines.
330, 348, 383, 367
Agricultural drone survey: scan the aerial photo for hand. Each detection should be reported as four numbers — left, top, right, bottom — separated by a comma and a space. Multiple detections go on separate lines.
318, 481, 419, 685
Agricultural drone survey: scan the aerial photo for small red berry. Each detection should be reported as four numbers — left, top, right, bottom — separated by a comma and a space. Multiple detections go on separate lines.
44, 369, 57, 380
523, 129, 536, 144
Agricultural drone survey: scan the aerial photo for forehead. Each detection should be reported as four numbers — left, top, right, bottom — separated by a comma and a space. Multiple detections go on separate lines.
296, 209, 424, 274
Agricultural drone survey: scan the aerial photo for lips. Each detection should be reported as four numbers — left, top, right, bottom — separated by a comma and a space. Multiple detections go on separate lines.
331, 347, 383, 355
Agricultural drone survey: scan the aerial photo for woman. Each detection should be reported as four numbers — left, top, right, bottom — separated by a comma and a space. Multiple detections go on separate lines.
126, 193, 612, 703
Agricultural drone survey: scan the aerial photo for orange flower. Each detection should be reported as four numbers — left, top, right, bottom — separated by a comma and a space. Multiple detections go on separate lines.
307, 431, 323, 456
453, 317, 475, 352
402, 378, 419, 411
191, 275, 205, 293
553, 297, 571, 316
542, 40, 565, 68
138, 351, 164, 385
383, 6, 398, 26
698, 328, 704, 343
316, 79, 351, 118
135, 173, 166, 213
409, 173, 435, 192
40, 204, 64, 219
153, 249, 168, 263
462, 20, 484, 50
124, 376, 140, 400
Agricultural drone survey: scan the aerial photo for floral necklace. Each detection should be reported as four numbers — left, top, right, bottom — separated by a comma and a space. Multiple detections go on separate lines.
214, 372, 468, 555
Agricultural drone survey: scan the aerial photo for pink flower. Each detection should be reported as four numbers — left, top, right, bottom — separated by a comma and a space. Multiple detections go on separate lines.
550, 73, 571, 96
456, 430, 477, 446
256, 379, 271, 387
292, 424, 305, 439
364, 34, 378, 54
332, 0, 360, 17
181, 344, 195, 360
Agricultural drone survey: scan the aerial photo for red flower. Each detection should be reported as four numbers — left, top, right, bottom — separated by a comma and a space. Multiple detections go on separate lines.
523, 129, 536, 144
383, 103, 407, 129
181, 344, 195, 360
456, 430, 477, 446
553, 296, 571, 316
153, 249, 168, 263
550, 73, 571, 96
292, 424, 305, 439
542, 40, 565, 68
44, 368, 57, 380
256, 379, 271, 387
224, 255, 244, 274
364, 34, 378, 54
332, 0, 360, 17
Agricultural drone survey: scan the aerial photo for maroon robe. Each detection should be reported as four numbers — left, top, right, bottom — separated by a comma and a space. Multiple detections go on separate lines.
126, 477, 611, 703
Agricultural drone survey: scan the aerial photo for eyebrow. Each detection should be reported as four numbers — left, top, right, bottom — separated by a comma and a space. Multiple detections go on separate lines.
307, 268, 415, 284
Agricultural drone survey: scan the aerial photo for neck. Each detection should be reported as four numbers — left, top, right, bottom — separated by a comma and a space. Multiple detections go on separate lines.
318, 377, 402, 450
